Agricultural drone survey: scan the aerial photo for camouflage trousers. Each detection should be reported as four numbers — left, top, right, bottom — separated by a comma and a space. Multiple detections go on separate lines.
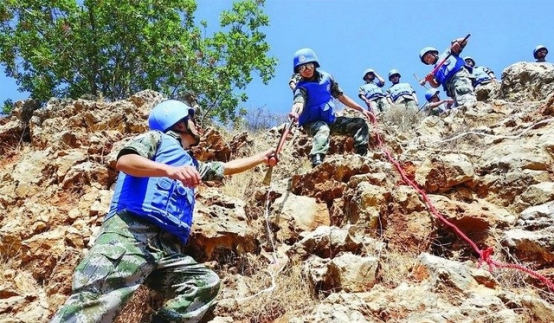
370, 97, 390, 115
424, 102, 450, 117
393, 96, 418, 110
446, 71, 477, 107
50, 212, 220, 323
304, 116, 369, 156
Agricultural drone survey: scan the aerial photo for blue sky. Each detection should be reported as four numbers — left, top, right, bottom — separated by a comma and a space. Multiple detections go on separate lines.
1, 0, 552, 116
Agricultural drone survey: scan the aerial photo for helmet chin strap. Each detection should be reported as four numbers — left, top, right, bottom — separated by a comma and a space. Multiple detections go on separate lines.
186, 119, 201, 146
171, 118, 201, 147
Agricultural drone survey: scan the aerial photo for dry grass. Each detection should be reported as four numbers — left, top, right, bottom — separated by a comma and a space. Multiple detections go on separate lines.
376, 249, 420, 288
0, 246, 37, 294
0, 131, 26, 161
218, 125, 310, 199
220, 171, 263, 200
217, 128, 274, 199
484, 227, 554, 306
0, 243, 21, 269
382, 104, 424, 133
216, 255, 317, 322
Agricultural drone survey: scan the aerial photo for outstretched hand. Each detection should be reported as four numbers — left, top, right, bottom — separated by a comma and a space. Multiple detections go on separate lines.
361, 109, 376, 123
263, 148, 278, 167
168, 165, 201, 188
420, 73, 434, 85
450, 41, 462, 54
288, 111, 299, 122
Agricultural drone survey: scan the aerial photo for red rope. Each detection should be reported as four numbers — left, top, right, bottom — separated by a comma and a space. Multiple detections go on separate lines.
366, 115, 554, 291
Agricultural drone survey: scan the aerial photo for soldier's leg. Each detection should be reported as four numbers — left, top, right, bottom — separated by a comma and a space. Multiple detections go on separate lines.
330, 116, 369, 155
405, 99, 418, 110
452, 76, 477, 107
146, 254, 220, 323
50, 215, 158, 323
378, 98, 390, 113
304, 121, 331, 156
368, 100, 378, 116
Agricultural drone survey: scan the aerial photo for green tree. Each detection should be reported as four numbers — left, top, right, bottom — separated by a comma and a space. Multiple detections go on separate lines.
2, 99, 13, 115
0, 0, 276, 124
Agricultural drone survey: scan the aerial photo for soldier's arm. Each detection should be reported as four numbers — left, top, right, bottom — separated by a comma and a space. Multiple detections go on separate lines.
374, 73, 386, 87
116, 131, 167, 177
197, 149, 273, 182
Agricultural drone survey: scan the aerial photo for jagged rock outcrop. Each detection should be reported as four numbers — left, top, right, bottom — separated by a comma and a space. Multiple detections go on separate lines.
500, 61, 554, 102
1, 63, 554, 322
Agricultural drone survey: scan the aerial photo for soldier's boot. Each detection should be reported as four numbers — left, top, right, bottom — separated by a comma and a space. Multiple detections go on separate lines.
311, 154, 325, 168
356, 146, 368, 156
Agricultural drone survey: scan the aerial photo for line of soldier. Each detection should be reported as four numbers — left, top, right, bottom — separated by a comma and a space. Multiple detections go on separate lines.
359, 44, 549, 117
287, 42, 549, 168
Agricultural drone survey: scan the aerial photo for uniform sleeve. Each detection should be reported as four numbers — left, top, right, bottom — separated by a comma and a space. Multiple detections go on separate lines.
328, 75, 344, 98
197, 160, 225, 182
289, 73, 302, 87
293, 87, 307, 105
358, 86, 366, 97
422, 102, 430, 111
117, 131, 162, 160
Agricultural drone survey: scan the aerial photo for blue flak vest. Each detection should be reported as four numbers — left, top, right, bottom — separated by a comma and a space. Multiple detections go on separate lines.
472, 66, 492, 86
360, 83, 386, 101
107, 131, 196, 244
296, 70, 336, 126
433, 51, 466, 86
388, 83, 413, 102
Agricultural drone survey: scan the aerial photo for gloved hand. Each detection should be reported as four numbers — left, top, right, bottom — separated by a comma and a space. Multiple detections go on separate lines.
420, 73, 434, 85
450, 41, 462, 54
288, 111, 299, 122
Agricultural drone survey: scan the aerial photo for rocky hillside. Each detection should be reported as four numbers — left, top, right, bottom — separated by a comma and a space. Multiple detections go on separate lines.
1, 62, 554, 323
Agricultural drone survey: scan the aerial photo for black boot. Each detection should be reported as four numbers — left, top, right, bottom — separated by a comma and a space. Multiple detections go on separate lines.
356, 146, 368, 156
311, 154, 325, 167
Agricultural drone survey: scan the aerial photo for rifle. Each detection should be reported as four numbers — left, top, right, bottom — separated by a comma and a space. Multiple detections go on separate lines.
263, 111, 297, 186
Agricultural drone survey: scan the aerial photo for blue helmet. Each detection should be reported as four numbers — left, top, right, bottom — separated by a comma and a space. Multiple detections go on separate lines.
464, 56, 475, 65
419, 47, 439, 64
293, 48, 320, 72
148, 100, 192, 132
425, 89, 440, 102
533, 45, 548, 59
362, 68, 375, 81
388, 69, 401, 80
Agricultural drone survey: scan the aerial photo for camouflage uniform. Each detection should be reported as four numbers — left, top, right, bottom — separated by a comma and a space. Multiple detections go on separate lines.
422, 101, 450, 117
304, 117, 369, 155
445, 69, 476, 107
294, 74, 370, 156
371, 97, 390, 115
358, 80, 390, 116
392, 96, 419, 110
289, 73, 302, 91
51, 131, 224, 323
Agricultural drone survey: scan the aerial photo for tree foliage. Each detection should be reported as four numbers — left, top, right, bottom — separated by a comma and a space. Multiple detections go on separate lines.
0, 0, 276, 124
2, 99, 13, 115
